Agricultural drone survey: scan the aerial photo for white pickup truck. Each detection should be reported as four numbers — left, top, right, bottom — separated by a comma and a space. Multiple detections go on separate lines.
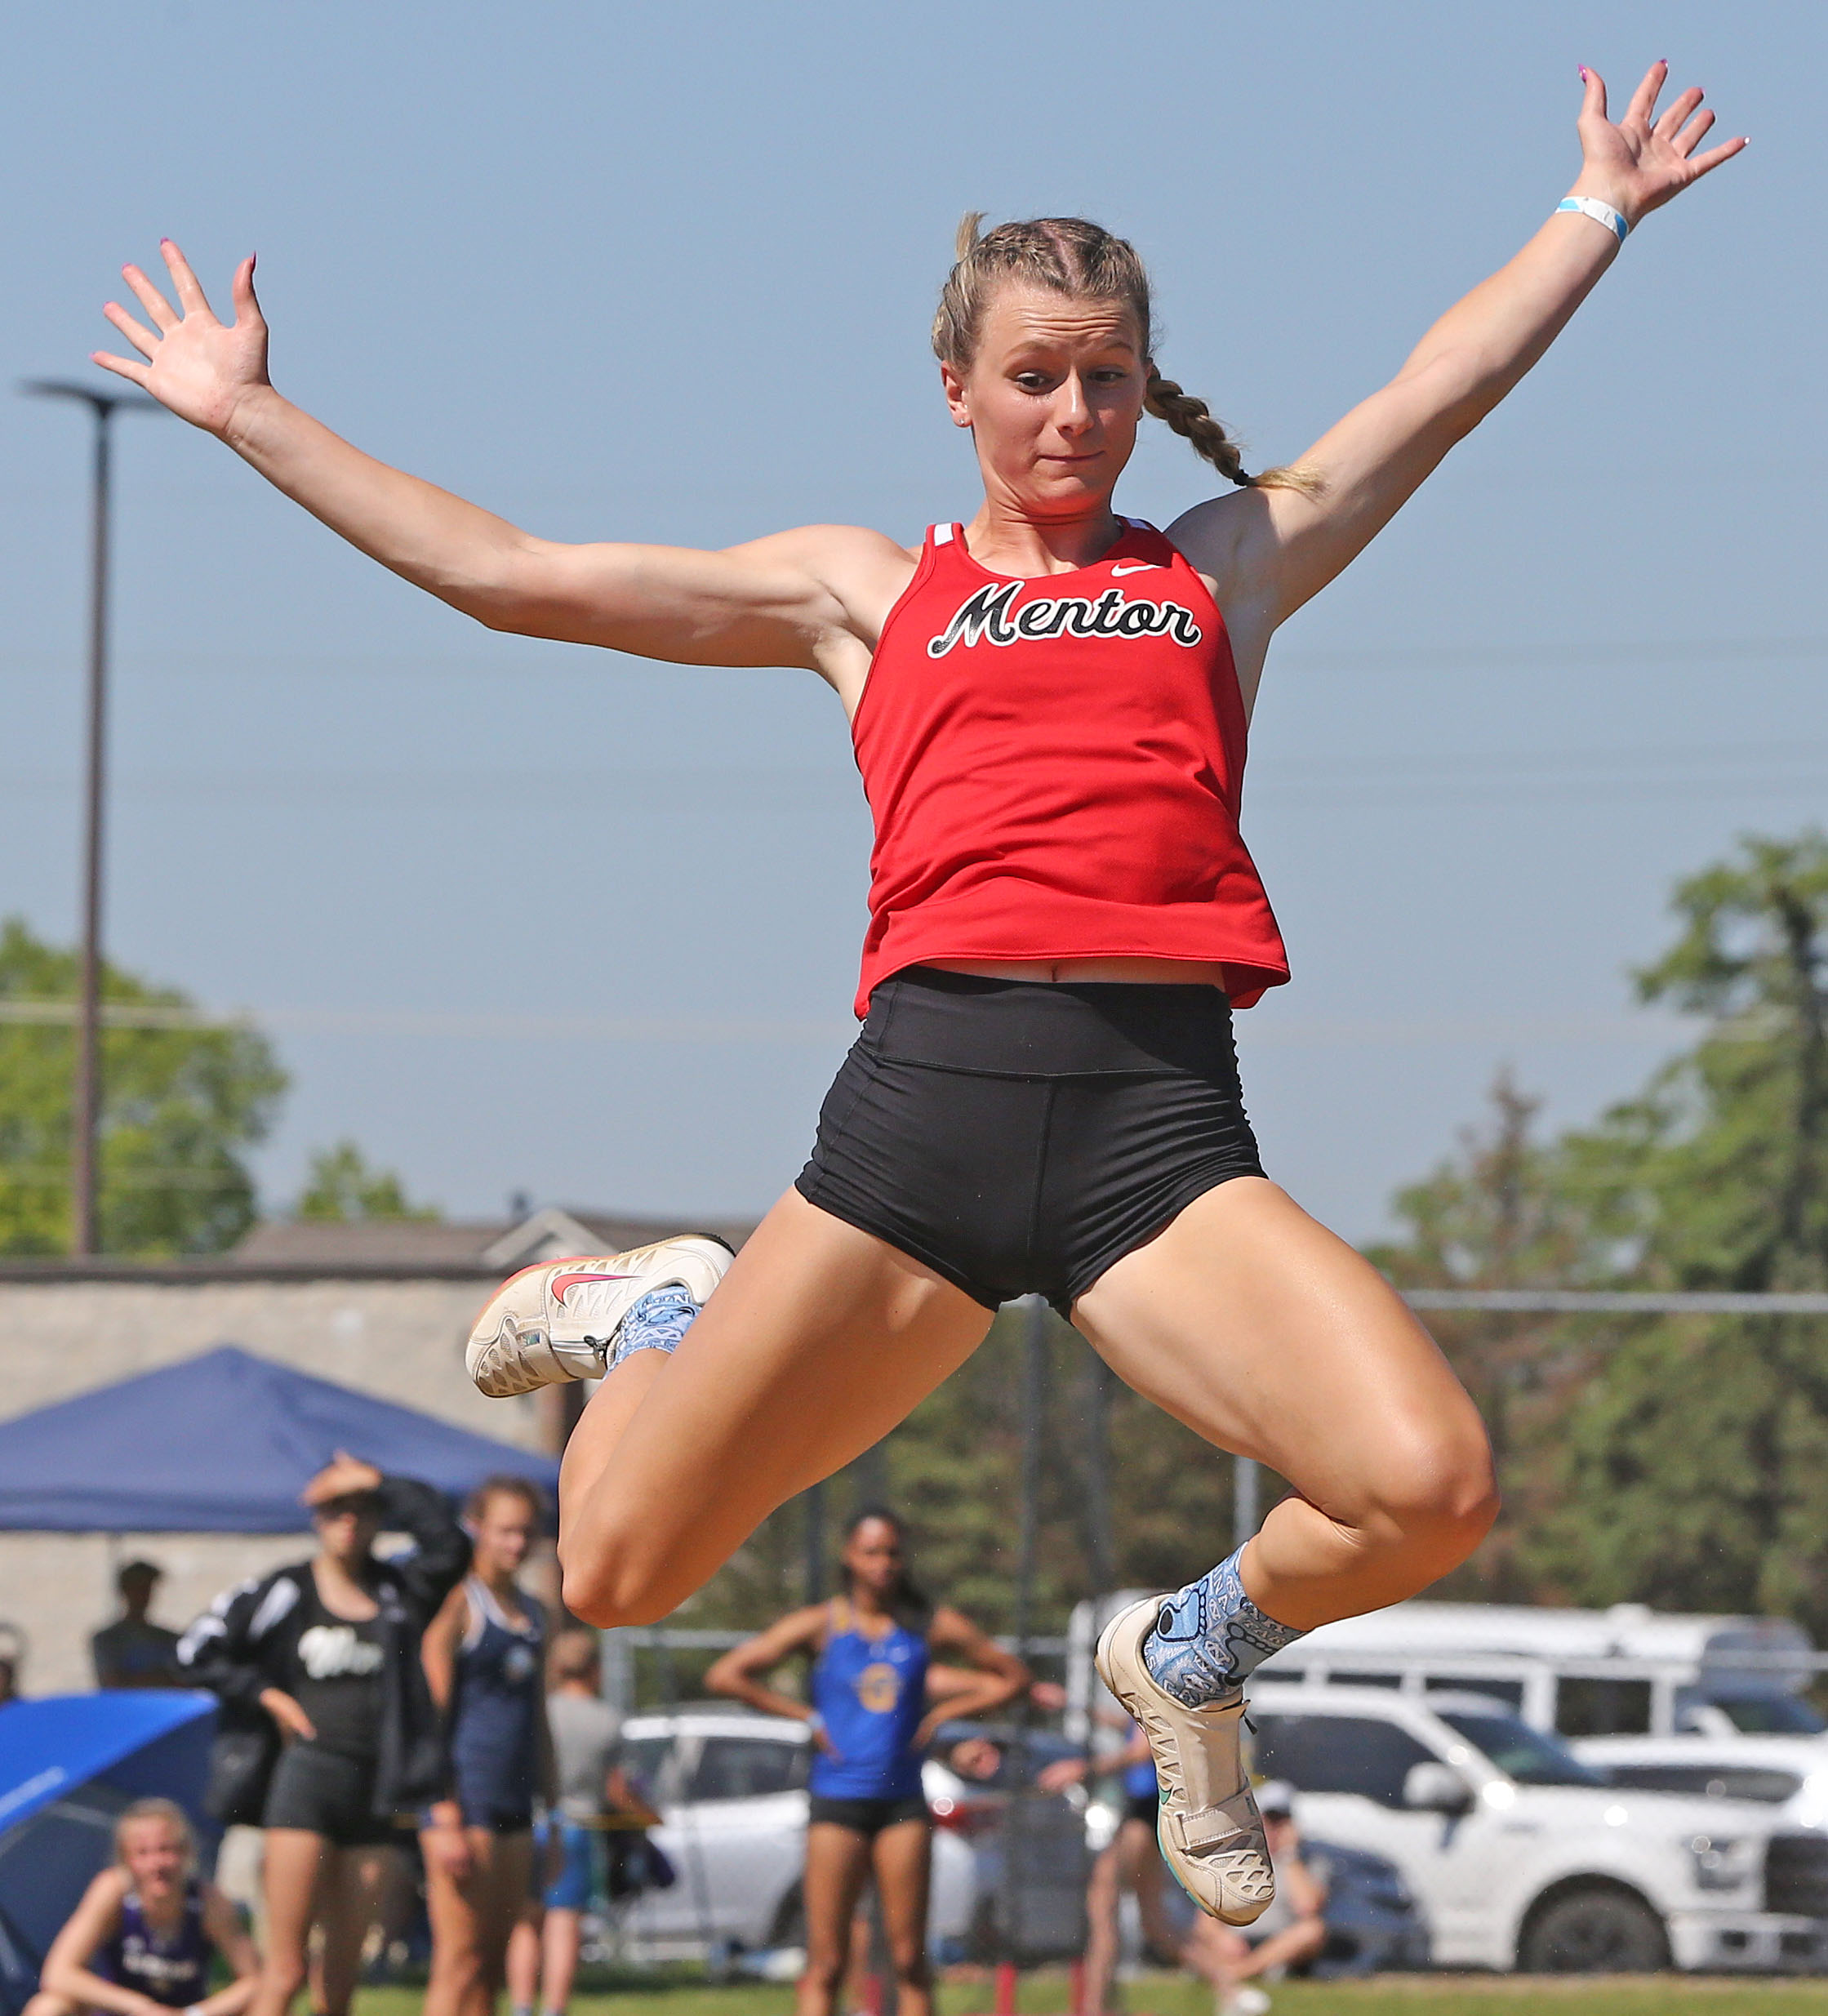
1248, 1683, 1828, 1973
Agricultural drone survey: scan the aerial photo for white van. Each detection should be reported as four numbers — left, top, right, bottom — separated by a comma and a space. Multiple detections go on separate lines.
1247, 1683, 1828, 1973
1253, 1600, 1823, 1741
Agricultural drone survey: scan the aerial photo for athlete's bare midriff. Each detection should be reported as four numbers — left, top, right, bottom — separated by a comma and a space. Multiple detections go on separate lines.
927, 957, 1231, 990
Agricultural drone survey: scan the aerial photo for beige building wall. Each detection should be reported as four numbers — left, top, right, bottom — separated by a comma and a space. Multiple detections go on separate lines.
0, 1275, 550, 1694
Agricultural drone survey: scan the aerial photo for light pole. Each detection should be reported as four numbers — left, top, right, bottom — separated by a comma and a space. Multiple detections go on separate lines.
20, 380, 162, 1257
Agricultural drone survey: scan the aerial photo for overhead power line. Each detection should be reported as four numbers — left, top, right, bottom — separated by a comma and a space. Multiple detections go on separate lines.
1403, 1289, 1828, 1316
3, 732, 1826, 812
4, 635, 1826, 682
0, 998, 1718, 1050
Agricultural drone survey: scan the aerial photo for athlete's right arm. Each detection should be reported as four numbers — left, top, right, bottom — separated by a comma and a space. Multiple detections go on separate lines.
420, 1581, 468, 1712
95, 243, 903, 683
40, 1871, 162, 2016
704, 1607, 829, 1733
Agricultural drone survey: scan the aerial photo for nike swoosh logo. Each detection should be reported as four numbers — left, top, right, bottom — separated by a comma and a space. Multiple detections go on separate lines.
550, 1270, 635, 1305
1110, 562, 1159, 576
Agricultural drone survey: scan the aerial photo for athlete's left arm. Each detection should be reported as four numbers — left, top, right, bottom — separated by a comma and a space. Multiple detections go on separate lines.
198, 1884, 262, 2016
1171, 63, 1741, 641
915, 1609, 1030, 1742
370, 1471, 474, 1624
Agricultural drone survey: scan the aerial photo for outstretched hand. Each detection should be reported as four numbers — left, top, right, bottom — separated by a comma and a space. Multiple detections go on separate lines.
93, 240, 270, 436
1574, 60, 1745, 226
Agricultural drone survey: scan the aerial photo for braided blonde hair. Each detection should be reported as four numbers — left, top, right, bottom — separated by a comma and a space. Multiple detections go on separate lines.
933, 214, 1318, 493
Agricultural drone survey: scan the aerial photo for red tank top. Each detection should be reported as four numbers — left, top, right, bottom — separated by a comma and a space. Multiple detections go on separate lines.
849, 518, 1289, 1018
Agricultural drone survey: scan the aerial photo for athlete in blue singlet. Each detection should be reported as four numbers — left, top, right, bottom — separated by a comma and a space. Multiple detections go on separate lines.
709, 1509, 1027, 2016
450, 1574, 547, 1828
420, 1477, 552, 2016
29, 1800, 259, 2016
807, 1595, 931, 1809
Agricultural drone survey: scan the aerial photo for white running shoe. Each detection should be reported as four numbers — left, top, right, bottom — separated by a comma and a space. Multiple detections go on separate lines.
465, 1235, 733, 1398
1095, 1595, 1275, 1925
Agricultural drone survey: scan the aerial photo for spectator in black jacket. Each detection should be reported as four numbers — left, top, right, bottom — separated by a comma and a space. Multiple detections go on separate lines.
179, 1454, 469, 2016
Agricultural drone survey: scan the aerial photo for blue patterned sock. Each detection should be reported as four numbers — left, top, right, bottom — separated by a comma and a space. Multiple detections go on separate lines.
612, 1284, 701, 1366
1141, 1546, 1305, 1707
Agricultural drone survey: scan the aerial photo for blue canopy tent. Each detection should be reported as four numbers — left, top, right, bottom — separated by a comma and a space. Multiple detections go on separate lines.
0, 1692, 217, 2016
0, 1345, 559, 1531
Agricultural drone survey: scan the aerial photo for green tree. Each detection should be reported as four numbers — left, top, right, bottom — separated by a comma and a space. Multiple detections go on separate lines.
297, 1140, 440, 1222
1366, 833, 1828, 1626
1367, 1071, 1621, 1600
1526, 833, 1828, 1626
0, 917, 287, 1257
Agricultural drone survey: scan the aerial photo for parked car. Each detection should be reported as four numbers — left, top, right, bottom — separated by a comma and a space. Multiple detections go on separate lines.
1247, 1682, 1828, 1973
612, 1709, 976, 1962
1297, 1836, 1431, 1977
1574, 1733, 1828, 1834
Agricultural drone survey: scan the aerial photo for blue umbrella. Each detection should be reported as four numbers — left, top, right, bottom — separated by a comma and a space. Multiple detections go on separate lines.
0, 1692, 217, 2015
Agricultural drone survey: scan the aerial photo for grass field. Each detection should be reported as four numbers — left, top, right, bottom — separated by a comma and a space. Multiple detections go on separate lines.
358, 1975, 1828, 2016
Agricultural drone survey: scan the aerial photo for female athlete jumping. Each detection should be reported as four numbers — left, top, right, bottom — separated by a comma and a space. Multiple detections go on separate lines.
104, 62, 1740, 1926
707, 1509, 1025, 2016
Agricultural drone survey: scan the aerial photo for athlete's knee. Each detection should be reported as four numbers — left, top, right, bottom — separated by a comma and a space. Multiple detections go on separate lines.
888, 1941, 931, 1988
1288, 1916, 1327, 1960
264, 1952, 312, 2001
1363, 1420, 1499, 1569
558, 1520, 682, 1628
799, 1945, 847, 1996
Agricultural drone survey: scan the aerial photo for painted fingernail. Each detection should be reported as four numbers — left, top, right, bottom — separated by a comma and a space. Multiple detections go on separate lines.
1578, 65, 1588, 81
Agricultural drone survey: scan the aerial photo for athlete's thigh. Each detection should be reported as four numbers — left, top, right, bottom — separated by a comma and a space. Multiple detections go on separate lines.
1112, 1815, 1154, 1893
260, 1829, 327, 1955
585, 1189, 993, 1600
803, 1823, 876, 1958
314, 1845, 394, 2013
482, 1833, 535, 1954
869, 1822, 932, 1952
420, 1833, 483, 1950
1072, 1177, 1488, 1515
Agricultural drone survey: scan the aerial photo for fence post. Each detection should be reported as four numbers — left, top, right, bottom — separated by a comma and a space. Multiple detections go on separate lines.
1233, 1453, 1261, 1546
804, 1479, 828, 1604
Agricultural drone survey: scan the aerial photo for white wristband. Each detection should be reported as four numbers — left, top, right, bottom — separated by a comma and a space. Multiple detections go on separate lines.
1557, 195, 1628, 243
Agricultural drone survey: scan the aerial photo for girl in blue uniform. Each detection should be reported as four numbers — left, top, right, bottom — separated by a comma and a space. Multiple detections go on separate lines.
709, 1511, 1026, 2016
30, 1800, 260, 2016
421, 1477, 552, 2016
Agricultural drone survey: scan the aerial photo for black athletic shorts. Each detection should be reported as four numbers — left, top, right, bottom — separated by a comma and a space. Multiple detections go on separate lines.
808, 1793, 931, 1836
796, 968, 1266, 1315
1124, 1792, 1160, 1827
262, 1742, 398, 1849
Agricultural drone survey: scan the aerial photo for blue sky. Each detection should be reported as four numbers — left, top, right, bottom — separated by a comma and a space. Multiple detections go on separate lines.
3, 0, 1821, 1241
